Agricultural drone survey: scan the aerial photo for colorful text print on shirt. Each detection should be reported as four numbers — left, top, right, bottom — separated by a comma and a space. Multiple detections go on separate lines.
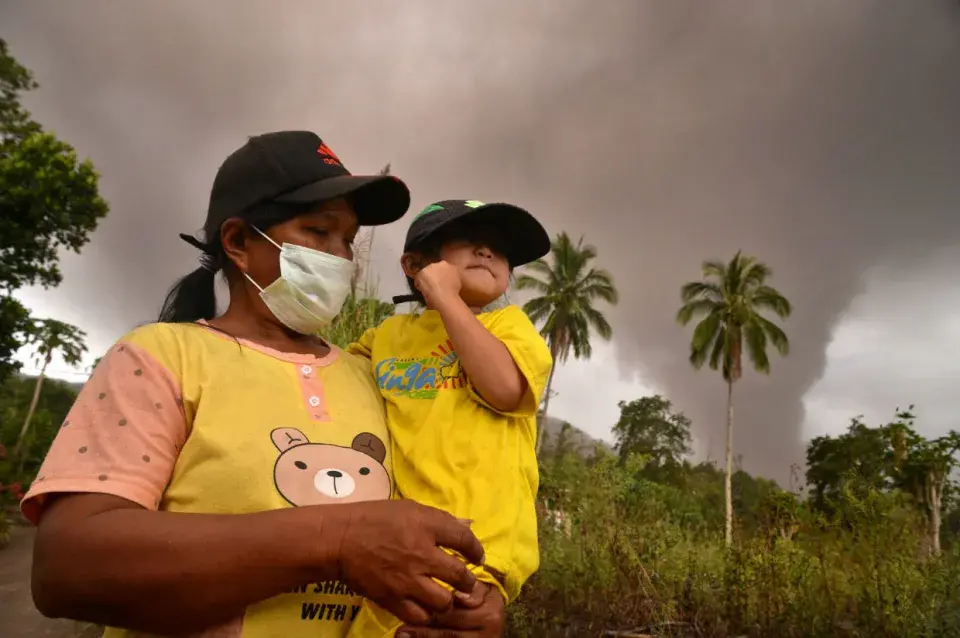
374, 339, 468, 399
271, 428, 391, 507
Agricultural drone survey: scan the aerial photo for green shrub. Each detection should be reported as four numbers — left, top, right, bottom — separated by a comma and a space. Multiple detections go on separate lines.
509, 454, 960, 637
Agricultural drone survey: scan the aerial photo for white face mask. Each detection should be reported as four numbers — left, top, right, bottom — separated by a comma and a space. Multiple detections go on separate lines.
244, 228, 356, 334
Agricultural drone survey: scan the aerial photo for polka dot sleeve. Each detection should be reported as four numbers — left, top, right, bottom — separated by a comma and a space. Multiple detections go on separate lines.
20, 339, 188, 524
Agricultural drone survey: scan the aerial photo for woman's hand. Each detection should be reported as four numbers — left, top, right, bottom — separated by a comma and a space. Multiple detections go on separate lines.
396, 583, 507, 638
335, 500, 486, 627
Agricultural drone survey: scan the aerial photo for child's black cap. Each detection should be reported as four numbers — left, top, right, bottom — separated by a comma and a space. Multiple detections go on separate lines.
403, 199, 550, 267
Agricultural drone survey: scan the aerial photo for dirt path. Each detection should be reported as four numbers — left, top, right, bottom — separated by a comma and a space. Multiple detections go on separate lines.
0, 525, 101, 638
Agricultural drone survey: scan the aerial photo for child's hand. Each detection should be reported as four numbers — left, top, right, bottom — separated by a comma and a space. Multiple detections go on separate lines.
415, 261, 462, 306
453, 581, 492, 609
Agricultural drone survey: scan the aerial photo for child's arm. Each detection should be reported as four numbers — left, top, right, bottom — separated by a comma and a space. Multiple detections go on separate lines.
434, 292, 528, 412
417, 262, 552, 414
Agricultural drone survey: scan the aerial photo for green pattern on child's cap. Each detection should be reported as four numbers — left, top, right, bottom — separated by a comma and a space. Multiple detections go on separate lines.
464, 200, 486, 208
414, 203, 446, 220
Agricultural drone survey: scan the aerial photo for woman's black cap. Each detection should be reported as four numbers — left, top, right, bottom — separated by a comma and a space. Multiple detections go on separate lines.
205, 130, 410, 231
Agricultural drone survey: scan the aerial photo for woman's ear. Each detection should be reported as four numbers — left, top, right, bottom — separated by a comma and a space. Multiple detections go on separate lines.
220, 218, 252, 273
400, 253, 422, 278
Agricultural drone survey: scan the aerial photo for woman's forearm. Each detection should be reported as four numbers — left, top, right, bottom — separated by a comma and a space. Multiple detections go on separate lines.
33, 494, 346, 634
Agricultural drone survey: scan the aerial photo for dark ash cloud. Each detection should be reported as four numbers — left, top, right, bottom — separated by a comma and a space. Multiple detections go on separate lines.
3, 0, 959, 481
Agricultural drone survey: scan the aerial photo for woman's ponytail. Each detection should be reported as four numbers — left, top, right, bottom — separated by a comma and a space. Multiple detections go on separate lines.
158, 265, 219, 323
158, 234, 221, 323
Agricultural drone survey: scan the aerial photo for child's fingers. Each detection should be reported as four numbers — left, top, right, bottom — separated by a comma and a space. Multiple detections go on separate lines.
457, 518, 474, 527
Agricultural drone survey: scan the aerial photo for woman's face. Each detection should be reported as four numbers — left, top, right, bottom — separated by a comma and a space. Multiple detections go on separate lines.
222, 197, 359, 291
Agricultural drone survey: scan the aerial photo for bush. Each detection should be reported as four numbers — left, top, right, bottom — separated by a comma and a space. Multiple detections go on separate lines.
0, 443, 22, 549
508, 453, 960, 637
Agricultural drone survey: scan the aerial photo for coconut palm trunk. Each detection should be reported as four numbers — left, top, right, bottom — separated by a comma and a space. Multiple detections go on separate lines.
536, 348, 559, 457
926, 470, 943, 556
724, 379, 734, 547
517, 233, 618, 459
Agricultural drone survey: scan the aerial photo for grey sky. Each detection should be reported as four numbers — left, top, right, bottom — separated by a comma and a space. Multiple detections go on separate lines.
4, 1, 960, 483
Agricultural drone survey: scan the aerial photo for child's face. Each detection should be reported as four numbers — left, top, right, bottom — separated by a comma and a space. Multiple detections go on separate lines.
437, 236, 511, 308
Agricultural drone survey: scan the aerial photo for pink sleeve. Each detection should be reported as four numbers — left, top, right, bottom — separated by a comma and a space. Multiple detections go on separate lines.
20, 339, 188, 524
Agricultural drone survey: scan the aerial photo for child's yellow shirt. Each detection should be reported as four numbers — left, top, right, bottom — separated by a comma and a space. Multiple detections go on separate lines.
348, 304, 552, 601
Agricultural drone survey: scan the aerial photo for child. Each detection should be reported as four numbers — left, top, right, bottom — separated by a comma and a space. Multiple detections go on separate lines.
346, 199, 554, 636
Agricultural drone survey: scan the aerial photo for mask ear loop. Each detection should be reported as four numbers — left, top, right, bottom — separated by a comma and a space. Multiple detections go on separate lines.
252, 226, 283, 251
238, 227, 279, 293
181, 228, 275, 291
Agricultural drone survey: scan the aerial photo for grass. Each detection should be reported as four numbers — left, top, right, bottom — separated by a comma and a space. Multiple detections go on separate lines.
507, 453, 960, 637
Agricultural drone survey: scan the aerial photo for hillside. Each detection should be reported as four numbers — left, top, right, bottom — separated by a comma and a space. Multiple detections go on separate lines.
538, 415, 614, 457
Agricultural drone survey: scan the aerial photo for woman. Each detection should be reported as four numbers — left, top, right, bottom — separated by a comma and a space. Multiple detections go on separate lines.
21, 131, 506, 638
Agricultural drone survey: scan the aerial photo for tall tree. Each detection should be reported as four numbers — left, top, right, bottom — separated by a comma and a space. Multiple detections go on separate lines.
0, 39, 108, 383
13, 319, 87, 461
806, 415, 893, 510
806, 406, 960, 556
677, 251, 791, 546
612, 395, 692, 469
887, 408, 959, 557
516, 232, 618, 457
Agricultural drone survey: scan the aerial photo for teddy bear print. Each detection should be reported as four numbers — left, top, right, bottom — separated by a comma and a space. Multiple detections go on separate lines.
271, 428, 391, 507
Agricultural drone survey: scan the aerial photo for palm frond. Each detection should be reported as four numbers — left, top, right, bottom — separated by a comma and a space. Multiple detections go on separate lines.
521, 297, 554, 324
579, 280, 619, 305
676, 299, 720, 325
521, 258, 554, 279
569, 312, 593, 360
689, 311, 722, 370
744, 319, 771, 374
756, 314, 790, 356
701, 260, 727, 281
680, 281, 723, 303
742, 260, 772, 288
582, 305, 613, 341
752, 285, 792, 318
514, 274, 550, 293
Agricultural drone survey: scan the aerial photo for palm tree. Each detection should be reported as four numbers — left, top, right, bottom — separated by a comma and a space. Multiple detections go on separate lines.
13, 318, 87, 460
516, 232, 618, 457
677, 251, 790, 546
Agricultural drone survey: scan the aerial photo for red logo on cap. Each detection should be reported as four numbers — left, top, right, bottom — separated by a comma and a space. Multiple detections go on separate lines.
317, 142, 342, 166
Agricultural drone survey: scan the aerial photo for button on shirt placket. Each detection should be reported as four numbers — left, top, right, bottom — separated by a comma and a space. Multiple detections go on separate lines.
297, 363, 329, 422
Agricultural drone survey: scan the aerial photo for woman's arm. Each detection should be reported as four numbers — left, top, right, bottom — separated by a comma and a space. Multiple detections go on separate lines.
34, 493, 484, 635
